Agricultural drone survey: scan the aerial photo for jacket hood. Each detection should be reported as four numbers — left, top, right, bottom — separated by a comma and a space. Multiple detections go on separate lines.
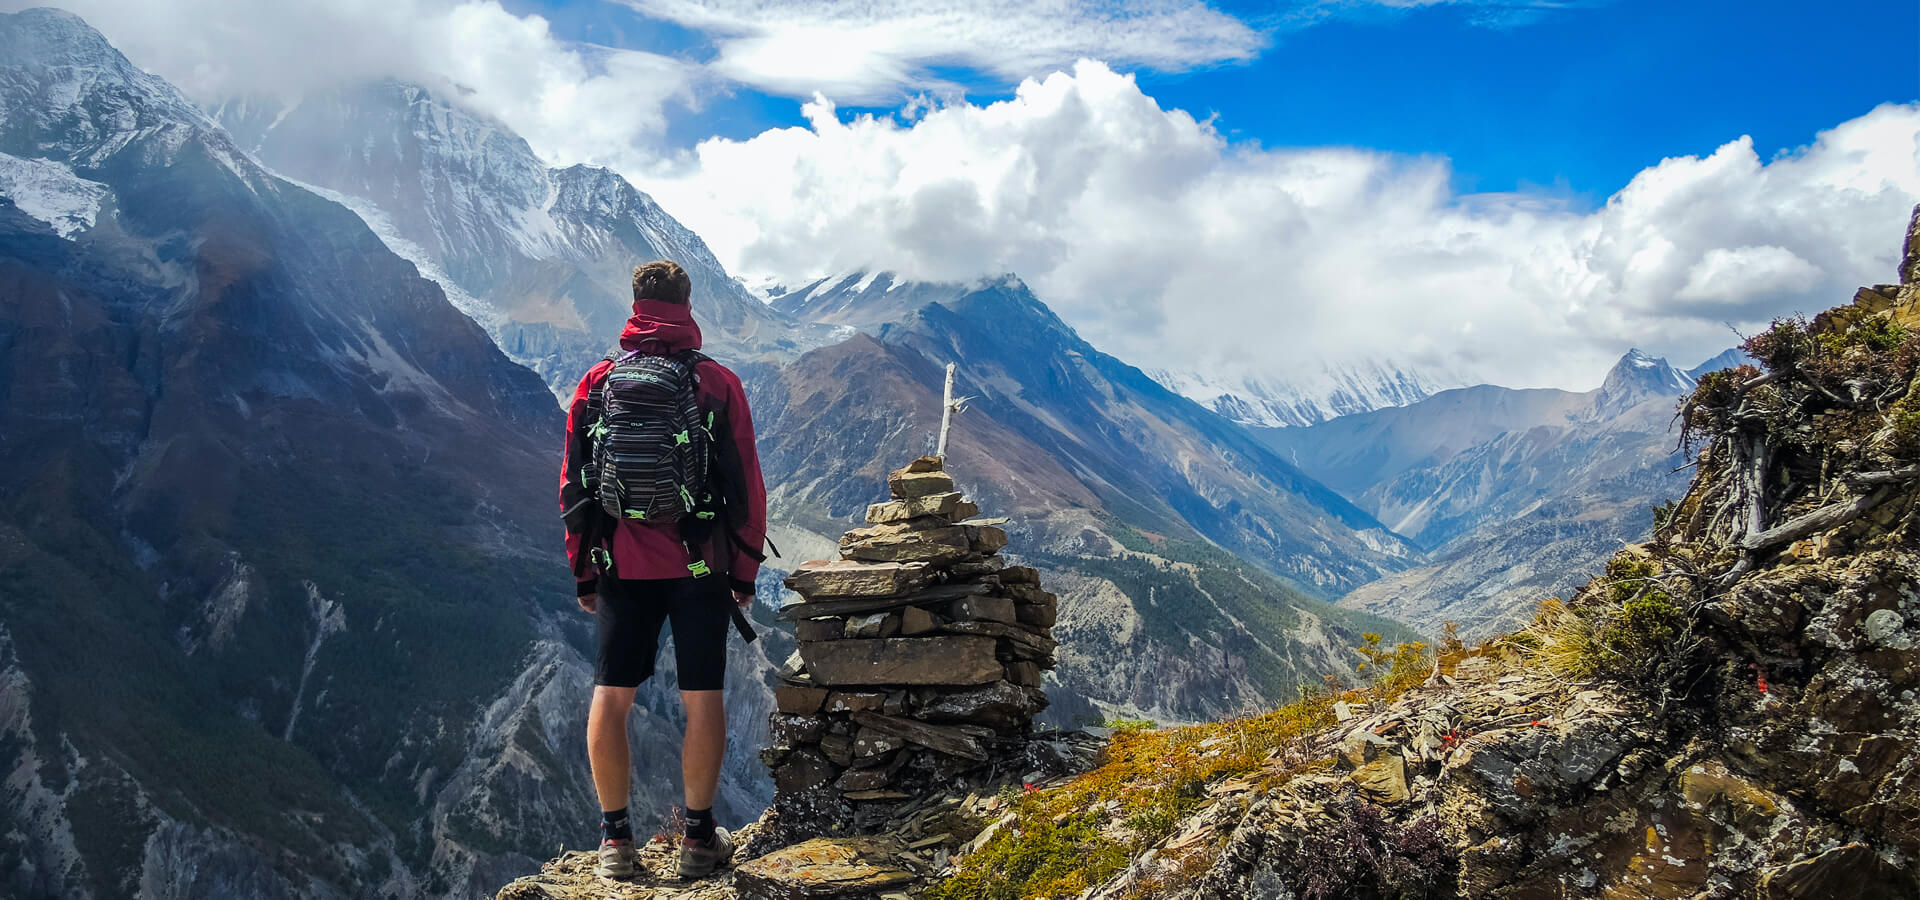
619, 299, 703, 353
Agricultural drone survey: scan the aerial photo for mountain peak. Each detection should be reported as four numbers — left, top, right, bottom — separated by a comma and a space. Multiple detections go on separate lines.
1598, 347, 1692, 402
1, 7, 219, 164
1686, 346, 1758, 381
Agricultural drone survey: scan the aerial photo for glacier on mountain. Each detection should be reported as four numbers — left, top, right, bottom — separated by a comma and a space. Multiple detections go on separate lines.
1148, 359, 1468, 428
0, 152, 108, 238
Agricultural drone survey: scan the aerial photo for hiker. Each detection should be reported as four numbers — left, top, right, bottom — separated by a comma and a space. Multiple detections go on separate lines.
560, 260, 769, 880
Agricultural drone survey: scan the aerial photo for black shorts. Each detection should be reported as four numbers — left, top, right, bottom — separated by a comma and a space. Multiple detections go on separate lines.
594, 576, 731, 690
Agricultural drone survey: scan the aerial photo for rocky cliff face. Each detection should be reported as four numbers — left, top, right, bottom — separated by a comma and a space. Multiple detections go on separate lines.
214, 81, 815, 395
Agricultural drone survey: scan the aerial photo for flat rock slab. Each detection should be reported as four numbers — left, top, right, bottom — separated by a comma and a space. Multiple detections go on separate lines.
785, 560, 930, 598
780, 584, 987, 621
866, 492, 963, 523
734, 837, 915, 900
852, 710, 989, 761
888, 470, 955, 499
840, 524, 975, 564
802, 635, 1003, 686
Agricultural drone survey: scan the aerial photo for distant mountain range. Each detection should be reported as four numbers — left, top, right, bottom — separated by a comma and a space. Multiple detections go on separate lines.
1148, 358, 1465, 428
1265, 347, 1752, 636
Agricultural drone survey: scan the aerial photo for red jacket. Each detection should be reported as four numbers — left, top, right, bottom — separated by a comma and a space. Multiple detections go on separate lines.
561, 300, 768, 595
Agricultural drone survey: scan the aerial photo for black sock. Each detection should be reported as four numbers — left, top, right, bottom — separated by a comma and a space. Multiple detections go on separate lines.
600, 808, 632, 844
684, 806, 715, 842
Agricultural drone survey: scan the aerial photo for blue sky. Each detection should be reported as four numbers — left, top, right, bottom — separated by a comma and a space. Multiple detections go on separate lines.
505, 0, 1917, 202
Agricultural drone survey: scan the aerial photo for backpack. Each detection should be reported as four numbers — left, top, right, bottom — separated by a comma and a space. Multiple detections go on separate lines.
582, 347, 718, 537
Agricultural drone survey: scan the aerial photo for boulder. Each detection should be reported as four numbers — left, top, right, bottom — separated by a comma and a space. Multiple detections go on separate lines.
851, 728, 904, 761
852, 711, 989, 761
774, 749, 836, 793
840, 523, 975, 564
784, 559, 930, 598
1351, 755, 1409, 804
1005, 660, 1045, 686
778, 583, 990, 621
889, 469, 955, 499
1760, 842, 1903, 899
820, 733, 854, 767
774, 685, 829, 715
1016, 603, 1057, 628
825, 691, 888, 714
835, 767, 893, 792
866, 491, 963, 523
901, 456, 944, 473
899, 606, 941, 635
733, 837, 916, 900
803, 636, 1004, 686
795, 618, 845, 642
951, 595, 1018, 625
915, 681, 1045, 729
844, 612, 900, 639
771, 714, 826, 746
967, 524, 1009, 555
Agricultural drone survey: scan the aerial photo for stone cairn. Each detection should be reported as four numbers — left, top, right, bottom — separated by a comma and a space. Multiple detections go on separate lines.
760, 456, 1058, 837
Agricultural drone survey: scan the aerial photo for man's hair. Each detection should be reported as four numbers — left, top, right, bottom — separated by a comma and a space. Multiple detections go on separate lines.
633, 260, 692, 306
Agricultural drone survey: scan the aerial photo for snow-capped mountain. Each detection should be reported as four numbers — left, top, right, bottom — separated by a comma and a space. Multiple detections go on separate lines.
1687, 346, 1760, 381
214, 81, 809, 395
1147, 359, 1466, 428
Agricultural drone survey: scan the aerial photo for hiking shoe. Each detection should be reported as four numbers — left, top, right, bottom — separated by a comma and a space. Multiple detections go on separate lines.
677, 827, 734, 879
595, 839, 635, 878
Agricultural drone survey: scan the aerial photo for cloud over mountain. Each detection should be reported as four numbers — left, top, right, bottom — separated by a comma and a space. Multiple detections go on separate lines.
645, 64, 1920, 388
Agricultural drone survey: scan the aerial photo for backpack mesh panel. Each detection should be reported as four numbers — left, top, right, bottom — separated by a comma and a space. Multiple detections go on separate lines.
589, 350, 712, 524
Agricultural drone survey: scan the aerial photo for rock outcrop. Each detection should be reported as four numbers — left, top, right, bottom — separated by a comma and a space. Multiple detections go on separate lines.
758, 456, 1060, 843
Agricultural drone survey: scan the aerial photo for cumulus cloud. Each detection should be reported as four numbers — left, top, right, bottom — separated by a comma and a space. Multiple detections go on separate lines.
618, 0, 1264, 102
0, 0, 697, 171
644, 63, 1920, 388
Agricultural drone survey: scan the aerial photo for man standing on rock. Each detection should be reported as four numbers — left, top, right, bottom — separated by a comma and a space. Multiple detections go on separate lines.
560, 260, 769, 879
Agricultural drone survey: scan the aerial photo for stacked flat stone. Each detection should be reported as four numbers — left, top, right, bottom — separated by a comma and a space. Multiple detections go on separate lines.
762, 456, 1057, 834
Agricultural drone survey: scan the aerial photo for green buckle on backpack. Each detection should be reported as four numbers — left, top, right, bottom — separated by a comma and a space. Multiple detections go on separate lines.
679, 485, 696, 510
673, 430, 691, 446
688, 560, 711, 577
590, 547, 613, 570
695, 511, 716, 520
625, 509, 646, 520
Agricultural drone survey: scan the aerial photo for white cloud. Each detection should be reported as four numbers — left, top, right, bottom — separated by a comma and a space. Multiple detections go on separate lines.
618, 0, 1265, 103
1675, 246, 1822, 308
643, 63, 1920, 389
0, 0, 697, 171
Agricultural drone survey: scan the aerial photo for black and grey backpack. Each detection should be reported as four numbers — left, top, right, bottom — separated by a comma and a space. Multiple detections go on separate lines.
581, 346, 719, 552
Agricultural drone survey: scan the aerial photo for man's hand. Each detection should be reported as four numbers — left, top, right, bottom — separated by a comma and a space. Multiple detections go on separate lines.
732, 590, 752, 609
578, 593, 597, 614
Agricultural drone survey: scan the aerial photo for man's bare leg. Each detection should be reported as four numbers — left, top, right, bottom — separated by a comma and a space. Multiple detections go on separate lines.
681, 689, 726, 810
588, 685, 638, 813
